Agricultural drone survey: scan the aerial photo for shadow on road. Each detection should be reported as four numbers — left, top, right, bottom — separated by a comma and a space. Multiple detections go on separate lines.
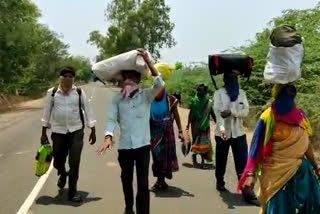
151, 186, 195, 198
219, 190, 260, 209
182, 162, 215, 170
36, 189, 102, 207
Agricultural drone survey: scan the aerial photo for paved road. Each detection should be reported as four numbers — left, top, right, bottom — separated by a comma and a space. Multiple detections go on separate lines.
0, 83, 260, 214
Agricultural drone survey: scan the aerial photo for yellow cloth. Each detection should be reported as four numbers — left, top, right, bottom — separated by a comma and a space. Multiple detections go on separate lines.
147, 63, 175, 81
258, 124, 309, 214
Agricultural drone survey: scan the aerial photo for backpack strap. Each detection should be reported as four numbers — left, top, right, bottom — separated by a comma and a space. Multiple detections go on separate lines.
50, 87, 58, 110
76, 87, 85, 129
210, 75, 218, 90
51, 87, 85, 129
51, 87, 58, 97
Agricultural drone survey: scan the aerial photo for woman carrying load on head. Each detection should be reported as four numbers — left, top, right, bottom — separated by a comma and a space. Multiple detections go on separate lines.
238, 25, 320, 214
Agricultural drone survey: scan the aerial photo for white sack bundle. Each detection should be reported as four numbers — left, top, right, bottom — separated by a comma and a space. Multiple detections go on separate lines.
92, 50, 152, 82
264, 44, 304, 84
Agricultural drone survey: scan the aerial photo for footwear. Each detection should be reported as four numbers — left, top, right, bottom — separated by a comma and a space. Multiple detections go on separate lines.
192, 154, 198, 168
68, 193, 83, 203
216, 183, 227, 191
159, 181, 169, 190
242, 186, 257, 201
151, 183, 161, 191
57, 174, 67, 189
124, 208, 135, 214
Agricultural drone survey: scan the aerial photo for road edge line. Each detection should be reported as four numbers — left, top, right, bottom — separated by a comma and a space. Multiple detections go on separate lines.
16, 163, 54, 214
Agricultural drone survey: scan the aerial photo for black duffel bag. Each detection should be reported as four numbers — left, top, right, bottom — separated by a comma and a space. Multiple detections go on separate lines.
208, 54, 253, 89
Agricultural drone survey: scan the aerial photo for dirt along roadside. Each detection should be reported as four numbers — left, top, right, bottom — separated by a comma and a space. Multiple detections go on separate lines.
0, 98, 44, 131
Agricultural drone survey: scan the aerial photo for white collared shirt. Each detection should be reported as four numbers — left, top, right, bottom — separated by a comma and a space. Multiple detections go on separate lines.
213, 88, 249, 139
104, 75, 165, 150
41, 86, 96, 134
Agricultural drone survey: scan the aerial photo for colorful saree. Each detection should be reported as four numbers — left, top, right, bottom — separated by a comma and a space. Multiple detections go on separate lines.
238, 104, 320, 213
190, 95, 213, 161
150, 93, 179, 179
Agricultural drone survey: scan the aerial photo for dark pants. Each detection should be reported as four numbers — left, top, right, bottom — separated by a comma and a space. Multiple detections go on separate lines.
215, 135, 248, 185
51, 129, 84, 195
118, 145, 150, 214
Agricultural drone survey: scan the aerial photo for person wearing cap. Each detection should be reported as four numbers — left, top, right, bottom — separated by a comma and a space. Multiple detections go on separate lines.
97, 49, 164, 214
213, 70, 250, 192
40, 67, 96, 202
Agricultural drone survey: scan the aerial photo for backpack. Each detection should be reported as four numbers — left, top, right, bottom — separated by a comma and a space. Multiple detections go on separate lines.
51, 87, 85, 129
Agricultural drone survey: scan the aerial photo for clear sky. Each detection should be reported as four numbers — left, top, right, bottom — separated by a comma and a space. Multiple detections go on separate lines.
32, 0, 319, 64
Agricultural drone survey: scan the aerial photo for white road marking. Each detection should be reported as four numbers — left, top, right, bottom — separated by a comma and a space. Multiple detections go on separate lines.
15, 151, 30, 155
88, 87, 96, 103
16, 162, 54, 214
106, 162, 118, 167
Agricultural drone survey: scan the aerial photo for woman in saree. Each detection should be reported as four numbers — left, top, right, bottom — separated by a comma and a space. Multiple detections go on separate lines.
238, 84, 320, 213
150, 88, 184, 191
187, 83, 215, 169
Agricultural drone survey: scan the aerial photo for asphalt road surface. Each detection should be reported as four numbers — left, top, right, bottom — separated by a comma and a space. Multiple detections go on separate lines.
0, 83, 260, 214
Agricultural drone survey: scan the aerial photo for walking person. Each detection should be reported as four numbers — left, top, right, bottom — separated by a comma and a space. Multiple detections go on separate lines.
239, 25, 320, 213
41, 67, 97, 202
97, 49, 164, 214
214, 70, 249, 191
187, 83, 215, 169
150, 88, 184, 191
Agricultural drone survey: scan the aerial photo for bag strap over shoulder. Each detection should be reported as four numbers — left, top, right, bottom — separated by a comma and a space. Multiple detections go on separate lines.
76, 87, 85, 129
50, 87, 85, 129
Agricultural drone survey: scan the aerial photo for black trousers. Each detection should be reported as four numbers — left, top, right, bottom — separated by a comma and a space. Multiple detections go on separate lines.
118, 145, 150, 214
215, 135, 248, 185
51, 129, 84, 194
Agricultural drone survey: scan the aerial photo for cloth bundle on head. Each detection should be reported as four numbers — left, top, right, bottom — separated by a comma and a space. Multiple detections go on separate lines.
264, 25, 304, 84
91, 50, 153, 82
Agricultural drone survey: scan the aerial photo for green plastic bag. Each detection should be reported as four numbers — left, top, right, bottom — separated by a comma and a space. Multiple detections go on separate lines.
34, 144, 53, 177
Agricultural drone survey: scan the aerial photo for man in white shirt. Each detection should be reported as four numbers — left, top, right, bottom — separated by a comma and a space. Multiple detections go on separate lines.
97, 49, 164, 214
213, 70, 249, 192
41, 67, 96, 202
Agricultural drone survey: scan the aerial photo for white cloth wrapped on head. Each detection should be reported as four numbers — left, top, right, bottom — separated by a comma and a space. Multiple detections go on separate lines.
264, 44, 304, 84
92, 50, 152, 82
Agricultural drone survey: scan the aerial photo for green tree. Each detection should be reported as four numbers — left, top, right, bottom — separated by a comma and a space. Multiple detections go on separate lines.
63, 56, 92, 82
234, 3, 320, 144
88, 0, 176, 60
0, 0, 41, 92
236, 4, 320, 106
0, 0, 71, 95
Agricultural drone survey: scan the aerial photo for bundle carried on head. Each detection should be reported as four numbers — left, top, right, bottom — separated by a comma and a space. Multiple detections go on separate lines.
147, 61, 183, 81
208, 54, 254, 89
264, 25, 304, 84
91, 50, 153, 82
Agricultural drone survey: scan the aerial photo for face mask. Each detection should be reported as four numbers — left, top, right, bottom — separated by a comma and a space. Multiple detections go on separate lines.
122, 79, 138, 99
60, 76, 74, 88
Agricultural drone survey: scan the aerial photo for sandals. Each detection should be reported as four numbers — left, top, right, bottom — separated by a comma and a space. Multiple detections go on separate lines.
151, 181, 168, 191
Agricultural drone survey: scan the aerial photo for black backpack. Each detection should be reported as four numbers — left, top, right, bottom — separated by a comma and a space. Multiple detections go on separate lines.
208, 54, 254, 89
51, 87, 85, 129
